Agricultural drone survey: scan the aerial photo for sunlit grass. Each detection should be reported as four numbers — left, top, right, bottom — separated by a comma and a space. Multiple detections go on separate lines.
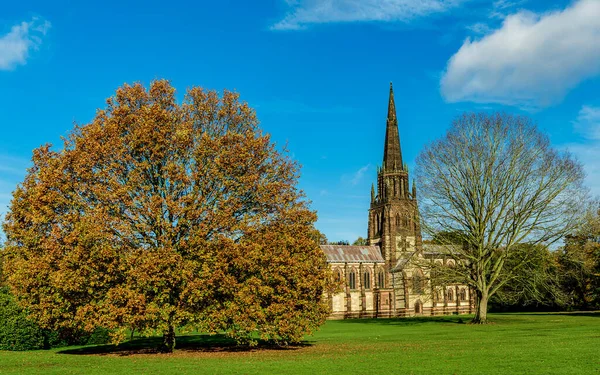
1, 313, 599, 375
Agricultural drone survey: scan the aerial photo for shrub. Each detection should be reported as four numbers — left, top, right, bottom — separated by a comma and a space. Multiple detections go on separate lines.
0, 287, 46, 350
0, 287, 111, 350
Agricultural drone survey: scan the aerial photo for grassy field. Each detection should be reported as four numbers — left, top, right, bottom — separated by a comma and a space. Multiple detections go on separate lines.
1, 313, 599, 375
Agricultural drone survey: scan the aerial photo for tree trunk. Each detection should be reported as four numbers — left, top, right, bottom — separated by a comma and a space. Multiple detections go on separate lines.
160, 324, 176, 353
472, 289, 489, 324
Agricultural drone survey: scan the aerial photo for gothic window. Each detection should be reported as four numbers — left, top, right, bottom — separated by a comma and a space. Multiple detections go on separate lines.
412, 269, 425, 294
363, 270, 371, 290
460, 288, 467, 301
378, 271, 385, 288
447, 289, 454, 302
348, 270, 356, 290
334, 269, 342, 283
414, 300, 422, 315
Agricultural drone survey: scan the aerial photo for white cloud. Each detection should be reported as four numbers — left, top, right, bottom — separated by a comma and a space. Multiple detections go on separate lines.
573, 105, 600, 140
271, 0, 467, 30
466, 1, 526, 35
349, 164, 371, 185
441, 0, 600, 108
568, 105, 600, 198
0, 17, 51, 71
466, 22, 492, 35
493, 0, 521, 9
568, 143, 600, 199
490, 0, 527, 19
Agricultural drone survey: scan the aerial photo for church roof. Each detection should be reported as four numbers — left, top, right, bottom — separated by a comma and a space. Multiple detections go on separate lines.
391, 257, 412, 272
320, 245, 385, 263
423, 244, 461, 256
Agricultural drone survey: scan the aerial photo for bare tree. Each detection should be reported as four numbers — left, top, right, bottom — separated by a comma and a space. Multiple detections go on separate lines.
416, 113, 586, 323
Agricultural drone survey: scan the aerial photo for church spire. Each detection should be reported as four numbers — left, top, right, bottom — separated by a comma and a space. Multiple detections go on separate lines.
383, 82, 403, 171
387, 82, 396, 121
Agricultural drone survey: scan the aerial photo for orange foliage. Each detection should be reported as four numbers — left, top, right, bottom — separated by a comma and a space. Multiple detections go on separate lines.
2, 80, 330, 351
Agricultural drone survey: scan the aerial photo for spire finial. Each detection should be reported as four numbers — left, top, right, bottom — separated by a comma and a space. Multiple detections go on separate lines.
383, 82, 402, 172
371, 183, 375, 203
387, 82, 396, 121
412, 179, 417, 199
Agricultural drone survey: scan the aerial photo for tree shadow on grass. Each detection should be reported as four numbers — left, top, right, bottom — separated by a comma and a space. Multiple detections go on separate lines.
332, 315, 474, 326
505, 311, 600, 318
58, 334, 312, 356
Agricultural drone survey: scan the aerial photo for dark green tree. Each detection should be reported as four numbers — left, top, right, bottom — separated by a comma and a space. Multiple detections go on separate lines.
556, 205, 600, 309
352, 237, 369, 246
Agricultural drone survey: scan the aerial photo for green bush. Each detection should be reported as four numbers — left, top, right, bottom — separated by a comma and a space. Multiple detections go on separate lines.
85, 327, 111, 345
0, 287, 111, 350
0, 287, 46, 350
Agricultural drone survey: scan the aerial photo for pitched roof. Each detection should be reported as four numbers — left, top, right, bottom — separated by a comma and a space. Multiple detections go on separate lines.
320, 245, 385, 263
423, 244, 461, 256
391, 257, 412, 272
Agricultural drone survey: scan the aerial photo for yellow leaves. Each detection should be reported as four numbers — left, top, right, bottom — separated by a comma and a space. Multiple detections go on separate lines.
2, 79, 330, 348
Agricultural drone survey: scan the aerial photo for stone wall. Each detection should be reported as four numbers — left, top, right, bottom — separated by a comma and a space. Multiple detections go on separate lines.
327, 261, 474, 319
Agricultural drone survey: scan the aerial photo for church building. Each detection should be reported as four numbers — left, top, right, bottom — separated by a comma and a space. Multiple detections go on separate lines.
321, 84, 474, 318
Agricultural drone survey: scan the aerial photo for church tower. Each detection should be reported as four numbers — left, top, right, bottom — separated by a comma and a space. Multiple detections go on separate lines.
368, 83, 422, 271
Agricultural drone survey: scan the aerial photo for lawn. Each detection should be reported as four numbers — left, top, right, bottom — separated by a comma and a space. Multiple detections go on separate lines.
1, 313, 599, 375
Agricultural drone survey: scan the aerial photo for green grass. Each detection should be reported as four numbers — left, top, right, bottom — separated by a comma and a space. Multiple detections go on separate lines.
1, 313, 599, 375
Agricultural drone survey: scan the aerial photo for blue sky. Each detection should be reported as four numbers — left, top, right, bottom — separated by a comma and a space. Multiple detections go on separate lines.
1, 0, 599, 242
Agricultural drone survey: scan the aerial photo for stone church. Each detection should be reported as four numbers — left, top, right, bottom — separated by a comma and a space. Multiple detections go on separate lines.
321, 84, 474, 318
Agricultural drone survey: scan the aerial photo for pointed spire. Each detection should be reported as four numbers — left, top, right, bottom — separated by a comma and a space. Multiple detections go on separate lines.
383, 82, 403, 171
387, 82, 396, 121
371, 183, 375, 203
412, 179, 417, 199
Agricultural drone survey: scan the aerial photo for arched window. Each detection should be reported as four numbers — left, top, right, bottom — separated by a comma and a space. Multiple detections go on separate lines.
363, 270, 371, 290
334, 269, 342, 283
378, 271, 385, 288
435, 290, 441, 302
447, 289, 454, 302
447, 260, 455, 268
348, 270, 356, 290
460, 288, 467, 301
412, 269, 424, 294
414, 300, 422, 315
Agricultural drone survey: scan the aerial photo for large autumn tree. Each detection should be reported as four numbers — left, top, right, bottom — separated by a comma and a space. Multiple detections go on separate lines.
416, 113, 586, 324
2, 80, 330, 352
